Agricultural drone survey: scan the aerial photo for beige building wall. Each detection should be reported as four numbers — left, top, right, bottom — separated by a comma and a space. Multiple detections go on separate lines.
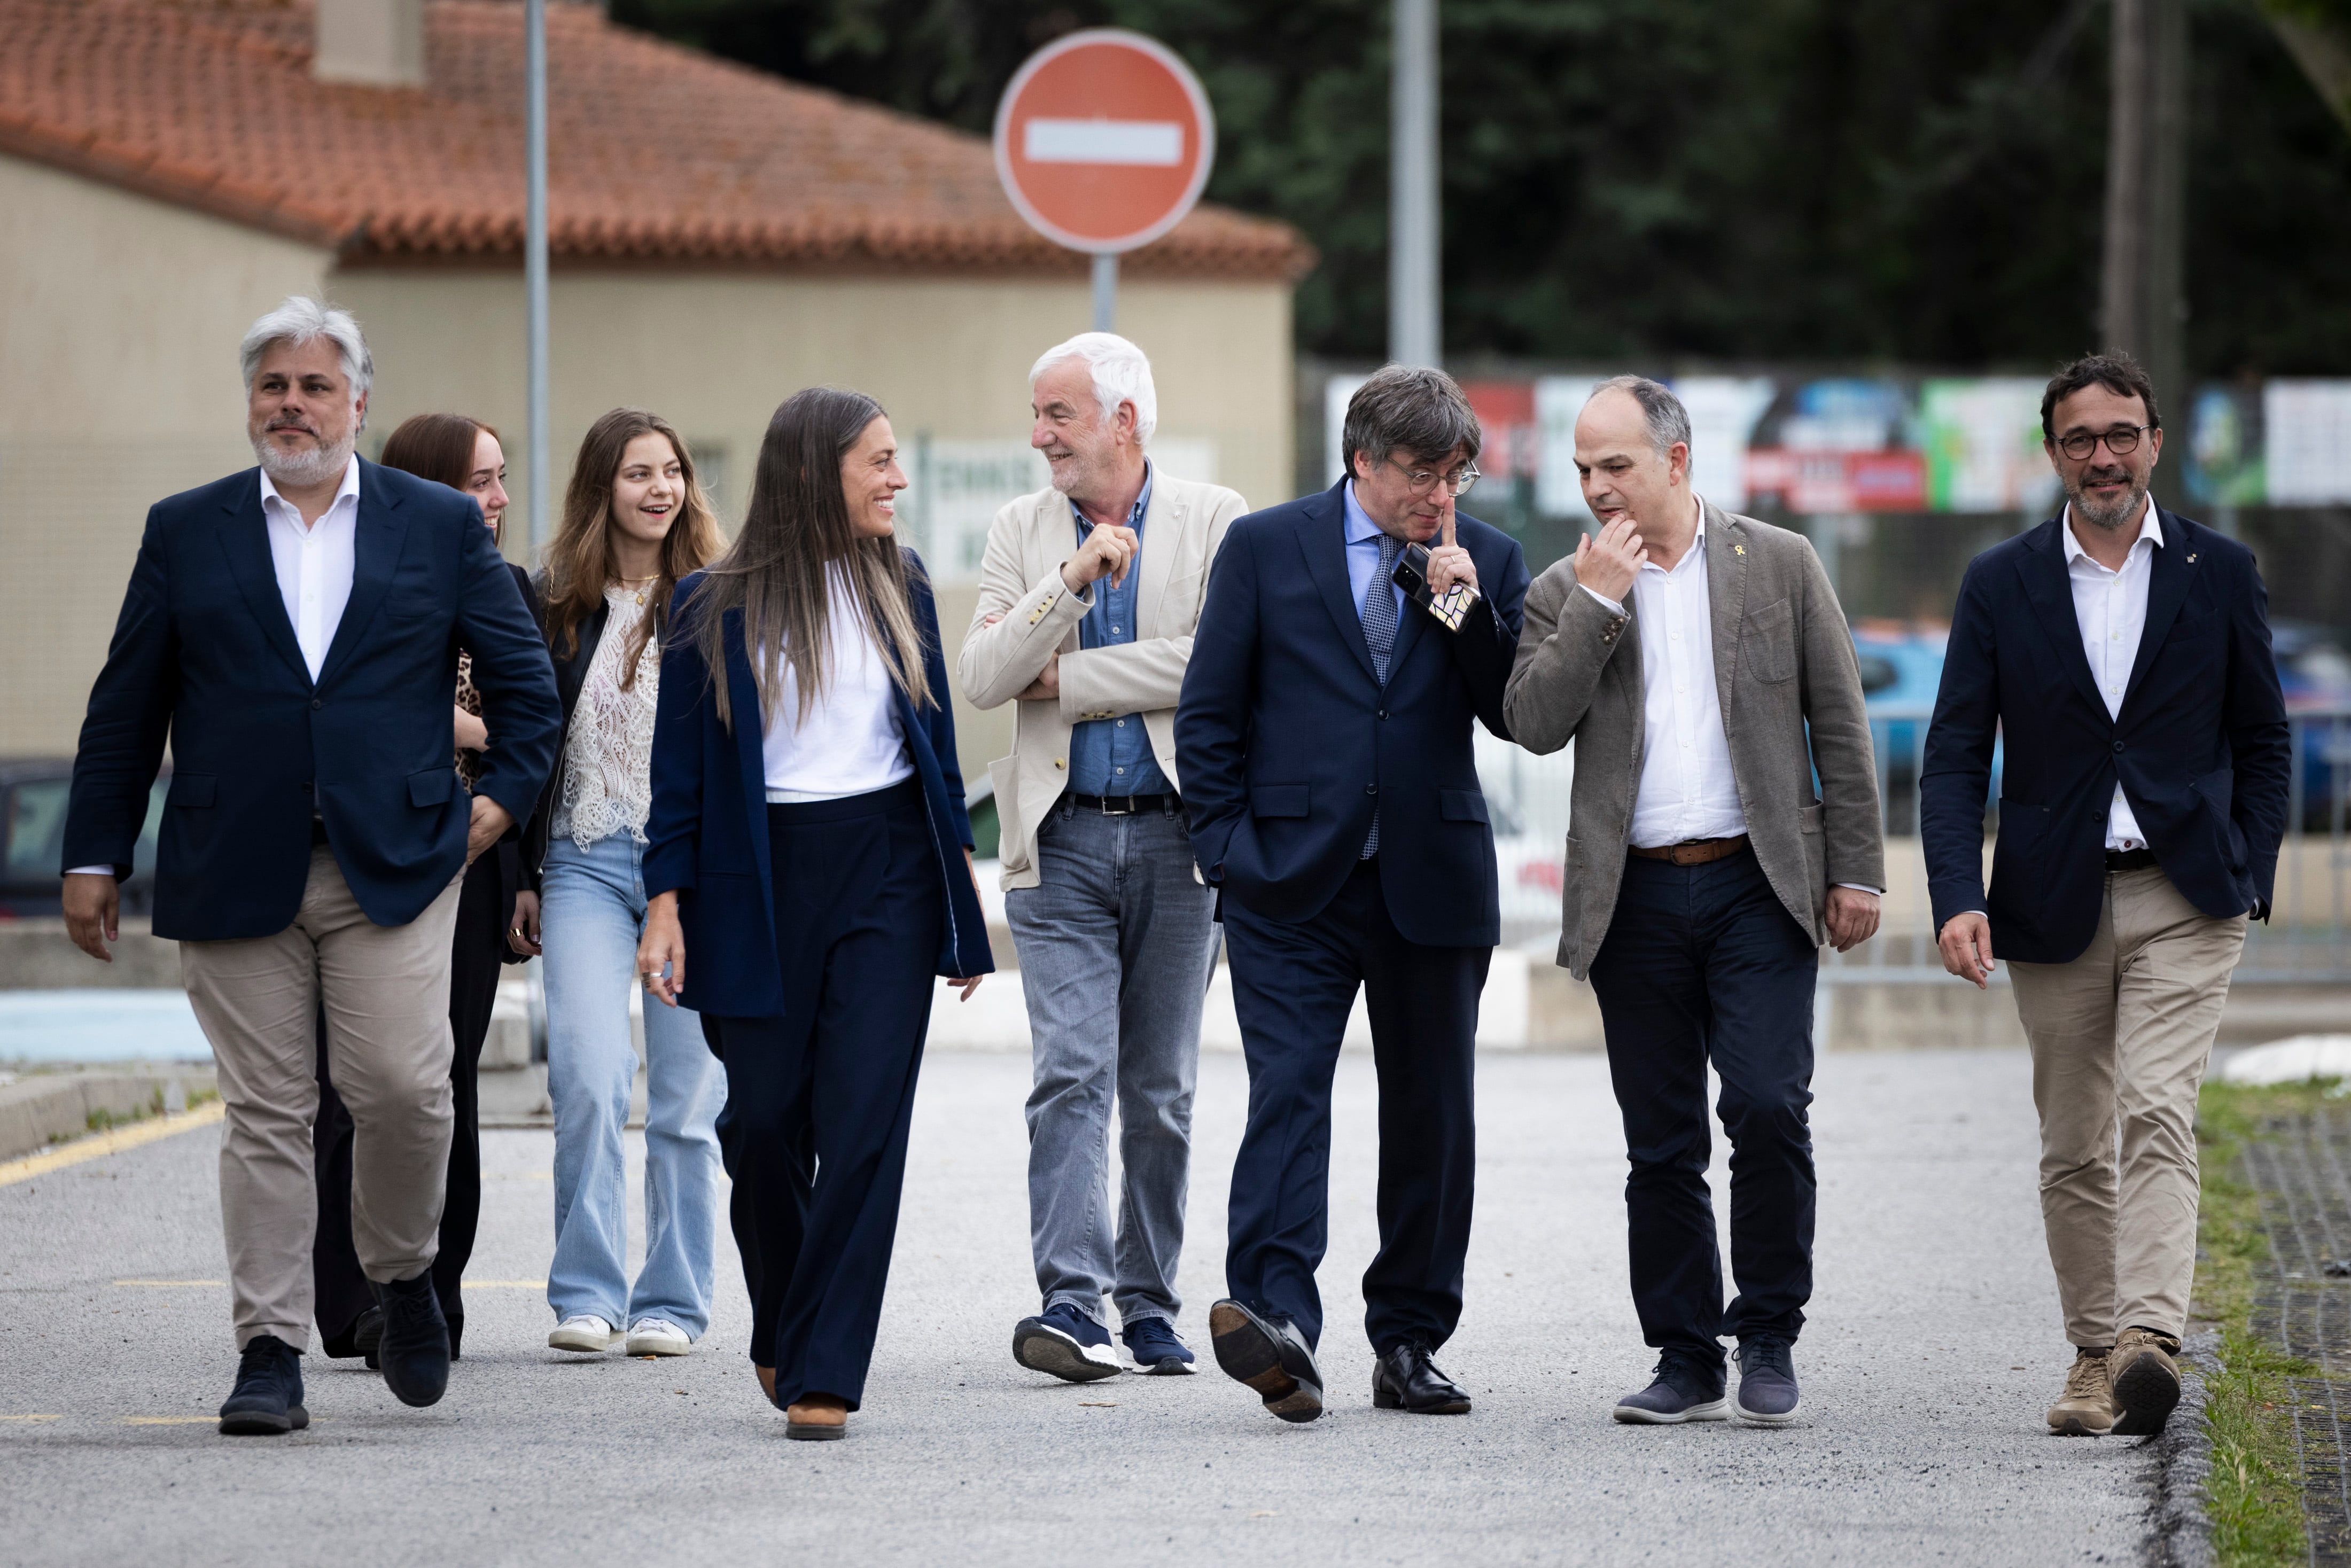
0, 155, 333, 755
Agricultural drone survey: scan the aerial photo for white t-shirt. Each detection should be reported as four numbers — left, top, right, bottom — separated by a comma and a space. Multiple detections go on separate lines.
759, 567, 915, 801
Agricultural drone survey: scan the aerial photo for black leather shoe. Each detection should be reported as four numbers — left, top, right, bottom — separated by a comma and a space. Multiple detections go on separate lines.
1372, 1341, 1472, 1414
219, 1335, 308, 1436
371, 1270, 451, 1408
353, 1305, 385, 1371
1207, 1299, 1324, 1423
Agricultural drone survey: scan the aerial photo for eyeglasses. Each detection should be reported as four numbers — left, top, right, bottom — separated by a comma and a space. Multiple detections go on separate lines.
1383, 455, 1482, 496
2054, 425, 2154, 461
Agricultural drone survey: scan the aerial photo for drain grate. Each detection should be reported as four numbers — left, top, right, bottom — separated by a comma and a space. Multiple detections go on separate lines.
2241, 1111, 2351, 1565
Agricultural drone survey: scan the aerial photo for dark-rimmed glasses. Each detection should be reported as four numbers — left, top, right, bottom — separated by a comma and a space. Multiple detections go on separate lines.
2054, 425, 2154, 461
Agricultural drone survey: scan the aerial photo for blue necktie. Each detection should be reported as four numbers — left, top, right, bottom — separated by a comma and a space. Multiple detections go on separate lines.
1360, 534, 1402, 857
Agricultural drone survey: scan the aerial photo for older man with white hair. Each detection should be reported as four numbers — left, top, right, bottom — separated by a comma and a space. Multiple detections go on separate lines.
961, 332, 1248, 1380
60, 298, 560, 1434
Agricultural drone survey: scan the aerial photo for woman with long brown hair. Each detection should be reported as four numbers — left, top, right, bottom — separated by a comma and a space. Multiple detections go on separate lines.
312, 412, 531, 1367
635, 387, 991, 1439
512, 409, 728, 1360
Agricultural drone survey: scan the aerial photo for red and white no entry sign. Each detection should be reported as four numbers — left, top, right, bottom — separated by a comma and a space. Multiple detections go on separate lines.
993, 29, 1216, 256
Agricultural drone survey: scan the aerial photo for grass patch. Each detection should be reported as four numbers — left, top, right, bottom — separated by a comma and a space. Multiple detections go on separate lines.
2198, 1079, 2328, 1568
46, 1081, 221, 1143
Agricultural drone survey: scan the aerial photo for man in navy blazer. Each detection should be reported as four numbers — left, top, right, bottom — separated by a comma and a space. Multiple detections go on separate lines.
1922, 353, 2289, 1439
1177, 365, 1528, 1422
60, 299, 560, 1434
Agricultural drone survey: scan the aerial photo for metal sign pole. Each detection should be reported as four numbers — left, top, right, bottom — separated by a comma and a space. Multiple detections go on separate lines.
525, 0, 549, 560
1091, 253, 1118, 333
1390, 0, 1440, 368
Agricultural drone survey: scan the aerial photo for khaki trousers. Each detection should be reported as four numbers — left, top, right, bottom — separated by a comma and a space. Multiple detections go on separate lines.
182, 847, 463, 1350
2009, 866, 2245, 1347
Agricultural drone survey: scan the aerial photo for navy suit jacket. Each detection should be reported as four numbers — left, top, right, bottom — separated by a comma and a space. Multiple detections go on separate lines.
1920, 505, 2291, 964
1176, 481, 1529, 948
64, 461, 562, 939
641, 554, 994, 1020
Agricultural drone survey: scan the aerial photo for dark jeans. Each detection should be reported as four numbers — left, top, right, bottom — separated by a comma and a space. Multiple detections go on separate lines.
313, 846, 503, 1357
1221, 858, 1485, 1354
1587, 848, 1819, 1375
705, 780, 941, 1413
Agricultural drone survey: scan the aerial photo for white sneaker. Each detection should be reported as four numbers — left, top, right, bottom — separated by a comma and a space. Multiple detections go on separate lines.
625, 1318, 692, 1356
548, 1314, 620, 1353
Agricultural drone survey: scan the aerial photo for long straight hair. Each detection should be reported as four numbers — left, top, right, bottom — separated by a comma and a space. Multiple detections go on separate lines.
542, 409, 725, 688
683, 388, 930, 731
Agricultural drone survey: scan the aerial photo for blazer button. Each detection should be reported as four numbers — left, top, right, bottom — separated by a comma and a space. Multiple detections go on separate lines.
310, 698, 323, 710
1377, 709, 1388, 720
1365, 783, 1378, 796
2112, 740, 2124, 753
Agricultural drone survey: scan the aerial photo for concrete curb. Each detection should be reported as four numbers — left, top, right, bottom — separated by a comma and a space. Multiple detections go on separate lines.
2155, 1329, 2220, 1568
0, 1067, 218, 1163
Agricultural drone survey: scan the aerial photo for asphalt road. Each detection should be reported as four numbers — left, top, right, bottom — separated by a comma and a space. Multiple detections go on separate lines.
1, 1049, 2156, 1566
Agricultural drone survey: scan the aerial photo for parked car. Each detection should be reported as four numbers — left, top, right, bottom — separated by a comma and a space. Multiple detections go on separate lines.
0, 760, 167, 919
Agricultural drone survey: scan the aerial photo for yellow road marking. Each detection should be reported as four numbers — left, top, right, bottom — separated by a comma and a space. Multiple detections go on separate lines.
1, 1414, 62, 1423
0, 1101, 225, 1188
113, 1280, 223, 1287
121, 1416, 219, 1426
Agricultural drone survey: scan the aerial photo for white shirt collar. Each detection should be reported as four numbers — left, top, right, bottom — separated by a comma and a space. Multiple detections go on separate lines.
259, 453, 361, 523
2060, 495, 2161, 565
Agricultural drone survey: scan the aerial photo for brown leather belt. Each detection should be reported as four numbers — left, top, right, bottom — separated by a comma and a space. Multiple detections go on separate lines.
1628, 834, 1750, 867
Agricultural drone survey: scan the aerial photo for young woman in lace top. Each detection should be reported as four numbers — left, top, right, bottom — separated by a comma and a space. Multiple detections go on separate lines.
512, 409, 726, 1361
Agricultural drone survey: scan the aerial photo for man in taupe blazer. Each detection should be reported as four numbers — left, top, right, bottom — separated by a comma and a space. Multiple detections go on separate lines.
960, 333, 1247, 1381
1504, 377, 1882, 1427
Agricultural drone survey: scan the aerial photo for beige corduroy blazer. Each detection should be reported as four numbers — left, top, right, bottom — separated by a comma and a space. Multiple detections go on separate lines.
957, 470, 1249, 890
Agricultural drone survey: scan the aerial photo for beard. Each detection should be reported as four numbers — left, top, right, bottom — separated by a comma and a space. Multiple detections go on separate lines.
252, 424, 357, 489
2065, 464, 2148, 533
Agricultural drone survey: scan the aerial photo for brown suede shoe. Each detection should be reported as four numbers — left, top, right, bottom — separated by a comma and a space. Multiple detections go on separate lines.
2047, 1348, 2114, 1436
2108, 1327, 2183, 1437
785, 1392, 848, 1441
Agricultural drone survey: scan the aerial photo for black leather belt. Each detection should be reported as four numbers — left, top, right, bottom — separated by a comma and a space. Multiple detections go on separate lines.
2106, 847, 2158, 872
1067, 792, 1180, 815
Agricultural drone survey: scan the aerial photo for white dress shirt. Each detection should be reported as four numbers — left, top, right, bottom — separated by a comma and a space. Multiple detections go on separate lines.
760, 565, 915, 802
261, 456, 362, 683
2061, 496, 2165, 851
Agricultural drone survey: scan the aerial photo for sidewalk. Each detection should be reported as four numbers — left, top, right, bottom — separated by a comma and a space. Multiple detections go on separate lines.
0, 1050, 2162, 1566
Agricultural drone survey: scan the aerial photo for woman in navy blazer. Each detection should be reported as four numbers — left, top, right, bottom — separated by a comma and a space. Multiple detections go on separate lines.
635, 387, 991, 1440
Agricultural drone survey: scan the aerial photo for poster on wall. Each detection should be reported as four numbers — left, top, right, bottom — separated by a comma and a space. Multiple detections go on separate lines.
2183, 386, 2265, 507
1535, 377, 1601, 517
1918, 378, 2059, 514
2264, 380, 2351, 506
1670, 377, 1778, 513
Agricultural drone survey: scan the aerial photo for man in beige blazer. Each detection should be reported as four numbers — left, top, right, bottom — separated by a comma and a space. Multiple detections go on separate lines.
959, 332, 1248, 1383
1504, 377, 1882, 1429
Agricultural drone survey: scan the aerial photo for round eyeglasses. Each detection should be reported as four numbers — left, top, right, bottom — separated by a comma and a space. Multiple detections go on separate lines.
2055, 425, 2154, 461
1383, 455, 1482, 496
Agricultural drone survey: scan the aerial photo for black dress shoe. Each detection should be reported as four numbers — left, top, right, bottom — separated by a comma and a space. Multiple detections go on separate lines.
218, 1334, 308, 1436
353, 1305, 385, 1371
1372, 1341, 1472, 1414
371, 1270, 451, 1408
1207, 1299, 1324, 1423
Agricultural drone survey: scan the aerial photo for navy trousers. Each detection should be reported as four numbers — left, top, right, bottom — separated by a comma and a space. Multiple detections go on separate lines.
1222, 859, 1485, 1353
1587, 848, 1819, 1374
703, 781, 941, 1411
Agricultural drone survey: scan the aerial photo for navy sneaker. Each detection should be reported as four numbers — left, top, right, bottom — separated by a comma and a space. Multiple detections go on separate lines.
219, 1334, 309, 1436
1013, 1303, 1122, 1383
1613, 1355, 1729, 1425
1122, 1317, 1196, 1375
1733, 1336, 1802, 1426
371, 1270, 450, 1409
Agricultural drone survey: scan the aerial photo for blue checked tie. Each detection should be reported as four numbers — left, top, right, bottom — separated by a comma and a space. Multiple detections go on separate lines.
1360, 534, 1402, 859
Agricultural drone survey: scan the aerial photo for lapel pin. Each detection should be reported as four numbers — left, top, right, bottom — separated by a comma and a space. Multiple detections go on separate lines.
2187, 553, 2198, 563
1734, 544, 1746, 556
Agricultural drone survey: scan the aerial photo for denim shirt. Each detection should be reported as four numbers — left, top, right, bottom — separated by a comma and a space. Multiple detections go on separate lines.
1066, 465, 1172, 798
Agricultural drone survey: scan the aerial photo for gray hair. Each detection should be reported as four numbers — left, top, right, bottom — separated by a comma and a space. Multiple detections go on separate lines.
238, 296, 373, 407
1592, 375, 1691, 460
1342, 364, 1482, 475
1030, 332, 1157, 446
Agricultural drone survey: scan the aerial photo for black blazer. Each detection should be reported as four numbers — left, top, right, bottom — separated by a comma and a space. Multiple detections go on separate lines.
1920, 504, 2292, 964
518, 581, 614, 892
1174, 481, 1529, 948
64, 461, 560, 939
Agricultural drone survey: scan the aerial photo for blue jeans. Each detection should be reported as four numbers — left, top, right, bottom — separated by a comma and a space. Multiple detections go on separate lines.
541, 831, 726, 1337
1006, 797, 1218, 1327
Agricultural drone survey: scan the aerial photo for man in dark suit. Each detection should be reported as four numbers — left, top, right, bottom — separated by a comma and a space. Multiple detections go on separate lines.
1176, 364, 1528, 1423
1923, 352, 2290, 1439
60, 298, 560, 1436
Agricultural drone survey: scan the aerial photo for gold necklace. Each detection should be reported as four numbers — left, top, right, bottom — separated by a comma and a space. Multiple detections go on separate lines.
616, 574, 657, 606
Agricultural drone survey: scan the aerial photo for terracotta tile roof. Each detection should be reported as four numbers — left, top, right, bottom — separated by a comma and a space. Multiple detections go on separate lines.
0, 0, 1314, 279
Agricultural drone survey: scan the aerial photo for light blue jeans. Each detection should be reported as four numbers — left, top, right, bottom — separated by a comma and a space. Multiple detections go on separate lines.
541, 831, 725, 1337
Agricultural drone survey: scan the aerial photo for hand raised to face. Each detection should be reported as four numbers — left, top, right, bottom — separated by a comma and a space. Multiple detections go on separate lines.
1571, 513, 1647, 605
1422, 508, 1480, 599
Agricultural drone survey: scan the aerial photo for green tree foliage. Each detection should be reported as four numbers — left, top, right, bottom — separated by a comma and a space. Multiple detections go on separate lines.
613, 0, 2351, 374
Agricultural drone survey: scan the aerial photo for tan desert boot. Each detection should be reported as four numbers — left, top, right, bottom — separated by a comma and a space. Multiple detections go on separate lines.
785, 1392, 849, 1442
2108, 1327, 2183, 1437
2047, 1348, 2114, 1436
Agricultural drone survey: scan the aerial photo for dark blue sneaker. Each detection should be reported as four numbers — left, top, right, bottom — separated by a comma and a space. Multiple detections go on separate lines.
1613, 1355, 1728, 1425
371, 1270, 450, 1408
1733, 1336, 1802, 1426
218, 1334, 308, 1436
1121, 1317, 1196, 1375
1013, 1303, 1122, 1383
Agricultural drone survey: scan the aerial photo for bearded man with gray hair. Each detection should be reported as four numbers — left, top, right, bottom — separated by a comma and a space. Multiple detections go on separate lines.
960, 332, 1248, 1380
60, 298, 560, 1434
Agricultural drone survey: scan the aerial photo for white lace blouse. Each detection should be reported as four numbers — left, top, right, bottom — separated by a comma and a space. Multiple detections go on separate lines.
549, 583, 660, 850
